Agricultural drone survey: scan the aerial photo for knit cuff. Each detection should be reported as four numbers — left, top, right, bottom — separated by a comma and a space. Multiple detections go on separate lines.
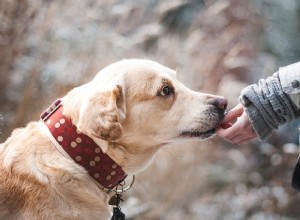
244, 103, 273, 140
239, 84, 278, 141
239, 72, 298, 141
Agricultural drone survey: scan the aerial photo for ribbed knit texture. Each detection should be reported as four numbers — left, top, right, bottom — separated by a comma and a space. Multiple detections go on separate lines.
239, 72, 298, 140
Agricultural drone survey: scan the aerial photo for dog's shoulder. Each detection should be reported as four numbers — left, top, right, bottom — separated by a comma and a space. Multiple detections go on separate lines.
0, 122, 111, 219
1, 122, 46, 165
0, 122, 51, 219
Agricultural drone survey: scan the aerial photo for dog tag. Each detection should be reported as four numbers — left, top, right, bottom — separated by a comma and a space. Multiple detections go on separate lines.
111, 207, 125, 220
108, 194, 123, 206
108, 195, 118, 206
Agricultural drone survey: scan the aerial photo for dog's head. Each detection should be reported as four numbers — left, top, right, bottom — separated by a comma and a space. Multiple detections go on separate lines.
63, 59, 227, 172
64, 59, 227, 148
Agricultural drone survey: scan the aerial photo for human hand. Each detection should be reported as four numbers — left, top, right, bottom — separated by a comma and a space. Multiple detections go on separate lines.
217, 104, 258, 145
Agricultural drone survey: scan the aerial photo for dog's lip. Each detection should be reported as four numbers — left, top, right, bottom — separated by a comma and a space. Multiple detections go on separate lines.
179, 128, 216, 138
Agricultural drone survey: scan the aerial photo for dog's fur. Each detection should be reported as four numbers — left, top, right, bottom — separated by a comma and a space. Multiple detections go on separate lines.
0, 59, 226, 219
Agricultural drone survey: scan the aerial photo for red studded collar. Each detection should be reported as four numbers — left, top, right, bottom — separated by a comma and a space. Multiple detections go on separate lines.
40, 99, 126, 190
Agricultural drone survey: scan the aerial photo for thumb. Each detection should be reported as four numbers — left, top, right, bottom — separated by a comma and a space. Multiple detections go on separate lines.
221, 104, 244, 125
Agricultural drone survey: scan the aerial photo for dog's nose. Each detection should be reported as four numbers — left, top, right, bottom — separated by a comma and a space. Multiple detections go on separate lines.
211, 97, 228, 111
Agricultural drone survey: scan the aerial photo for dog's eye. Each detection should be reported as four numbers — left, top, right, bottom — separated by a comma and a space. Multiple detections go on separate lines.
161, 86, 173, 96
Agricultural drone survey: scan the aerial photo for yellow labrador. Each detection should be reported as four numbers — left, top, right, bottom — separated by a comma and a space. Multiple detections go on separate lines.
0, 59, 227, 220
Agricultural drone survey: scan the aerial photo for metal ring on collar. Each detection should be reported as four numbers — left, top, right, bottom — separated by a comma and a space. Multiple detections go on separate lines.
114, 175, 135, 193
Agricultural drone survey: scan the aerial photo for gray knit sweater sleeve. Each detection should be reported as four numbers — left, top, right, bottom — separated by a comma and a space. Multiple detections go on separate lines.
239, 63, 300, 140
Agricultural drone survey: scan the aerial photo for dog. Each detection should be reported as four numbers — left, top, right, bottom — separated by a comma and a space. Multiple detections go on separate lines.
0, 59, 227, 219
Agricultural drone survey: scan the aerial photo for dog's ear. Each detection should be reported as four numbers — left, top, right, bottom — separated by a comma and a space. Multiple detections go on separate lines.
77, 85, 126, 141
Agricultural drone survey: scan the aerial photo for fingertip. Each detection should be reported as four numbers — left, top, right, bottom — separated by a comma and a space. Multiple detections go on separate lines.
222, 107, 244, 124
221, 123, 232, 129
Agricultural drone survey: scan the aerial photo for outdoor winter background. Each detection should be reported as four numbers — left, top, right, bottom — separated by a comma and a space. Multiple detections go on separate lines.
1, 0, 300, 219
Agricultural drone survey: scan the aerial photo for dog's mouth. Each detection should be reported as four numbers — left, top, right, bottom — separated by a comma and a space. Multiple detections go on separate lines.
179, 128, 216, 139
178, 109, 225, 140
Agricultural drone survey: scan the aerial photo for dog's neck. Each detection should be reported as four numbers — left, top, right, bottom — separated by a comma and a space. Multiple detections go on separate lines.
61, 87, 164, 174
40, 99, 127, 190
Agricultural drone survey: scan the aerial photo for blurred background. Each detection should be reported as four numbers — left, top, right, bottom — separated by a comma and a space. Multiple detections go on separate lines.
1, 0, 300, 219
